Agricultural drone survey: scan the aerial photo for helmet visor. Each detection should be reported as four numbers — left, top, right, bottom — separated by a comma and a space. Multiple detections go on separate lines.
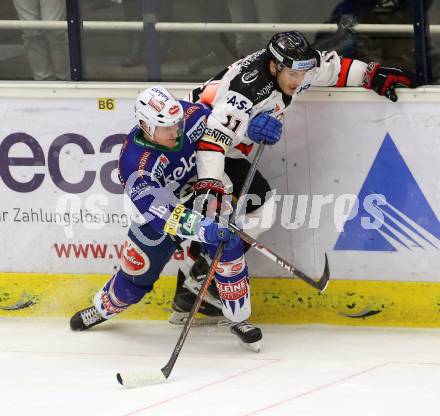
153, 119, 185, 147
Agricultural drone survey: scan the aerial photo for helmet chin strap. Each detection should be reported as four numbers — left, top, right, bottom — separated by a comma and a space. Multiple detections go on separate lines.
139, 121, 157, 143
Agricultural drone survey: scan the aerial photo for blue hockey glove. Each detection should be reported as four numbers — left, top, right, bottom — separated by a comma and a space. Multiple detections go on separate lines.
247, 113, 283, 145
197, 218, 240, 250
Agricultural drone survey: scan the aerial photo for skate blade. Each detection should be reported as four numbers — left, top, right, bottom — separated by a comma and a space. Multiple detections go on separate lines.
238, 340, 261, 353
168, 311, 222, 326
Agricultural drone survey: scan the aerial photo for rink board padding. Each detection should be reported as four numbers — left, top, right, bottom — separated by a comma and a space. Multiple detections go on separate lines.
0, 273, 439, 327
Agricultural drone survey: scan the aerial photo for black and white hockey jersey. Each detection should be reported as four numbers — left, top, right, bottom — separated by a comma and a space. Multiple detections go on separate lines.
188, 49, 368, 180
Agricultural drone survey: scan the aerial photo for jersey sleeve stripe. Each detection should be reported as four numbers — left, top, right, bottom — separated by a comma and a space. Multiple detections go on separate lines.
234, 142, 254, 156
336, 58, 353, 87
197, 140, 225, 154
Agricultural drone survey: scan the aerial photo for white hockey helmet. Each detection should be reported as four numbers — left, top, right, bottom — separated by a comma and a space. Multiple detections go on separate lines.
135, 86, 184, 139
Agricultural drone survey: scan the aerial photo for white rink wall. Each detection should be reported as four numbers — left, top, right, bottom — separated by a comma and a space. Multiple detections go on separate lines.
1, 82, 440, 282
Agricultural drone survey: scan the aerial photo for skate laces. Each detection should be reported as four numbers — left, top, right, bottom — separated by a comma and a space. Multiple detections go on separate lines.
225, 321, 256, 333
80, 307, 102, 326
234, 322, 255, 333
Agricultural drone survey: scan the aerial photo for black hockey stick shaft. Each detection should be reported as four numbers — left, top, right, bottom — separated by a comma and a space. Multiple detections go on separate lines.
160, 241, 224, 379
160, 144, 266, 380
226, 223, 330, 292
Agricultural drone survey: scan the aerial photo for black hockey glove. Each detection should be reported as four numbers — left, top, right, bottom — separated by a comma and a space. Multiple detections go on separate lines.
191, 178, 226, 218
362, 62, 419, 102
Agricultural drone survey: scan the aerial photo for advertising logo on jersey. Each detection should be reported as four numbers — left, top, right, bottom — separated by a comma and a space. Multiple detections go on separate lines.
184, 105, 200, 120
264, 102, 283, 117
186, 116, 207, 143
164, 152, 197, 184
256, 81, 274, 99
240, 49, 266, 69
121, 238, 150, 275
334, 133, 440, 251
128, 178, 150, 199
204, 127, 233, 147
241, 69, 259, 84
180, 210, 200, 235
151, 154, 170, 184
226, 93, 252, 115
163, 203, 186, 235
137, 151, 151, 177
296, 83, 311, 95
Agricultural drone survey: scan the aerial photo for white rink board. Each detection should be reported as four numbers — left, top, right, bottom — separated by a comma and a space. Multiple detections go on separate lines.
283, 100, 440, 281
1, 83, 440, 281
0, 97, 134, 275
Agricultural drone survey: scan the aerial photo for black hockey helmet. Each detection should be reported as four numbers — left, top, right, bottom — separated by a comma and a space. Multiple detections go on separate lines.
267, 31, 317, 71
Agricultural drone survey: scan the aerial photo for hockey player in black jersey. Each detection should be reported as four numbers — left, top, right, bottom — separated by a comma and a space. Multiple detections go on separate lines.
170, 30, 419, 328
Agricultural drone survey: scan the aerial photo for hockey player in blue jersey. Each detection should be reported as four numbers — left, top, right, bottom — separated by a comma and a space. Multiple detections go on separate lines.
69, 86, 281, 350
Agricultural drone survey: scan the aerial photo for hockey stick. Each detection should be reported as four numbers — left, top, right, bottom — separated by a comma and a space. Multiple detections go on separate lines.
226, 222, 329, 292
116, 144, 266, 387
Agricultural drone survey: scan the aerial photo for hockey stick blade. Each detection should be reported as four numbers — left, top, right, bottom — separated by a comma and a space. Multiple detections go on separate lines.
319, 253, 330, 291
116, 368, 167, 388
226, 222, 330, 292
291, 253, 330, 292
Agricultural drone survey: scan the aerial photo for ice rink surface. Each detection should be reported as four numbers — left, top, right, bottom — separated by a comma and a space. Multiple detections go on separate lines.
2, 317, 440, 416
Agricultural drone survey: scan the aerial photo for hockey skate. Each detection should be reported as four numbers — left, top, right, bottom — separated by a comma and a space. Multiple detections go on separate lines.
70, 306, 106, 331
226, 320, 263, 353
169, 265, 223, 326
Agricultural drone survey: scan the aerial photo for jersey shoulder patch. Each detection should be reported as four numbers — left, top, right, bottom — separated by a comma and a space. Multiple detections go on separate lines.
181, 100, 209, 121
180, 100, 210, 144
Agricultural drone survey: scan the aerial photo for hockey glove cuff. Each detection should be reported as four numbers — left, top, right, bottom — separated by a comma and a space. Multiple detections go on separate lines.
191, 178, 226, 218
196, 218, 240, 250
362, 62, 419, 102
